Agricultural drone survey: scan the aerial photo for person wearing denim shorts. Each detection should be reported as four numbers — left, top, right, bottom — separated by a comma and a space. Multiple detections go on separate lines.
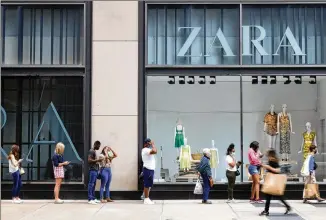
248, 141, 263, 203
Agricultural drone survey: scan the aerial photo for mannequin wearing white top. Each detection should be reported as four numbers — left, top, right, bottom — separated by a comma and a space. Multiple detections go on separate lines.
264, 104, 278, 149
210, 140, 219, 181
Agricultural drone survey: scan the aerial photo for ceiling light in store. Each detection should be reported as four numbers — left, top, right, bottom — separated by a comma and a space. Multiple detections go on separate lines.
261, 76, 268, 84
167, 76, 175, 84
283, 76, 291, 84
270, 76, 276, 84
252, 76, 258, 84
209, 76, 216, 84
187, 76, 195, 84
309, 76, 317, 84
179, 76, 185, 84
198, 76, 206, 85
294, 76, 302, 84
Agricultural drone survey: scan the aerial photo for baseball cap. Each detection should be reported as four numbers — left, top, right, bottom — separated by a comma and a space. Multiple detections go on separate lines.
144, 138, 151, 144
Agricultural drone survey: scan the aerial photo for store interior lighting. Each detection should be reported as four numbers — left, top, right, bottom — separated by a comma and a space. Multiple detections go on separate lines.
309, 76, 317, 84
283, 76, 291, 84
270, 76, 277, 84
187, 76, 195, 84
179, 76, 185, 84
209, 76, 216, 84
198, 76, 206, 84
261, 76, 268, 84
251, 76, 258, 84
167, 76, 175, 84
294, 76, 302, 84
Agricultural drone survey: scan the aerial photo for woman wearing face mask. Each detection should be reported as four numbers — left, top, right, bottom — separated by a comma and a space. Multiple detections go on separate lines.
303, 145, 325, 203
225, 144, 240, 203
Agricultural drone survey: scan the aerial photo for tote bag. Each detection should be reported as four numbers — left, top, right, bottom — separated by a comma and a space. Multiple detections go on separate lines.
261, 172, 287, 196
194, 179, 203, 195
304, 184, 318, 199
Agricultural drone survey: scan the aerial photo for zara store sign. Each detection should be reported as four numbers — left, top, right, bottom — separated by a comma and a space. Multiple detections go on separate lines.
177, 26, 305, 57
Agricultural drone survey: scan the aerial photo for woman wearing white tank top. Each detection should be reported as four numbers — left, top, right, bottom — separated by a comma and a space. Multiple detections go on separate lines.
8, 145, 23, 204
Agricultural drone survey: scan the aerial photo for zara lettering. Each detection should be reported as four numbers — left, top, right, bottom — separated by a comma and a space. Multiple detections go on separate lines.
177, 26, 305, 57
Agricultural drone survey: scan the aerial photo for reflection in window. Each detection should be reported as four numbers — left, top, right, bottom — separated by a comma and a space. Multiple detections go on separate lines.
147, 5, 239, 65
242, 5, 326, 65
1, 77, 84, 182
146, 76, 241, 184
1, 5, 84, 65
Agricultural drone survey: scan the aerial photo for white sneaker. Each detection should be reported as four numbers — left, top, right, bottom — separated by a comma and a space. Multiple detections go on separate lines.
13, 199, 22, 204
94, 199, 101, 203
54, 199, 64, 204
140, 194, 145, 200
226, 199, 232, 203
144, 198, 155, 205
88, 200, 98, 205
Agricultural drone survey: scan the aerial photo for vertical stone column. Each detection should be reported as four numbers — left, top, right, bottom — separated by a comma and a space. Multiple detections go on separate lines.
92, 1, 138, 191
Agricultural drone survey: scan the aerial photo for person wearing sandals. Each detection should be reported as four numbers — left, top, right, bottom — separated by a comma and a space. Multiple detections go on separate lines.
8, 145, 23, 204
99, 146, 117, 203
259, 149, 291, 216
248, 141, 264, 203
303, 145, 325, 203
52, 142, 70, 204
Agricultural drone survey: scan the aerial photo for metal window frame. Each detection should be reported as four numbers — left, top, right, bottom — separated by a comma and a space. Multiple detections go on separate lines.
1, 1, 87, 67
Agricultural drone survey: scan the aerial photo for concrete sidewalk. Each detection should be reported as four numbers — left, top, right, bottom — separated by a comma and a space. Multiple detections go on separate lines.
2, 200, 326, 220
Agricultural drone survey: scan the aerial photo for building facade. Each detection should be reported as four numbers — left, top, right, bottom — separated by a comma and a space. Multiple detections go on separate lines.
1, 0, 326, 199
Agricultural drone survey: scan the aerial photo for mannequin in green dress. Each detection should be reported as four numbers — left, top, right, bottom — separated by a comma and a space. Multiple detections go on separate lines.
174, 118, 185, 156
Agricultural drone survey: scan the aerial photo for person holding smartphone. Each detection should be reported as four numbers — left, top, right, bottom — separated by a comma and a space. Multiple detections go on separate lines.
8, 144, 24, 204
52, 142, 70, 204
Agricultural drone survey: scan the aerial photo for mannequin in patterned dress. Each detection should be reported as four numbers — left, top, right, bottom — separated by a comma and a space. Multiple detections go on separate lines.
264, 104, 278, 149
298, 122, 317, 160
174, 119, 185, 156
179, 138, 192, 172
277, 104, 295, 161
210, 140, 219, 181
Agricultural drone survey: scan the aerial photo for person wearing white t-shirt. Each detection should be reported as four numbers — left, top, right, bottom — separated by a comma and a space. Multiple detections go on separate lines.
225, 144, 241, 203
141, 138, 157, 205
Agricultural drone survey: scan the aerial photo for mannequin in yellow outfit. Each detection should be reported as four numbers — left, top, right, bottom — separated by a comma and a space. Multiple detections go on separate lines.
179, 138, 192, 172
210, 140, 219, 181
298, 122, 317, 160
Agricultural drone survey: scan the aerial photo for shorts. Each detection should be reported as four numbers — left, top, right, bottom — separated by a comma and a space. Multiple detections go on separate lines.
53, 166, 65, 179
248, 165, 259, 175
143, 167, 154, 188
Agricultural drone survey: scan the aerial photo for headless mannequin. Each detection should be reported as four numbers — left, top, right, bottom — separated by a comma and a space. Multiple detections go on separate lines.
277, 104, 295, 161
210, 140, 219, 181
174, 119, 185, 157
179, 137, 192, 172
264, 104, 278, 149
298, 122, 318, 156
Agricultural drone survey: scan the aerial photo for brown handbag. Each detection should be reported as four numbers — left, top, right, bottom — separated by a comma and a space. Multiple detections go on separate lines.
304, 184, 318, 199
261, 172, 287, 196
209, 178, 214, 188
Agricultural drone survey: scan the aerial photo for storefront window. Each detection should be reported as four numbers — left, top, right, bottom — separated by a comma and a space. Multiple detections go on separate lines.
242, 76, 326, 183
1, 77, 84, 182
147, 5, 240, 65
242, 5, 326, 65
146, 75, 240, 184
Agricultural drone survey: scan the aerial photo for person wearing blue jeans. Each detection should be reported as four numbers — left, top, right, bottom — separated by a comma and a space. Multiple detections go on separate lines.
99, 146, 117, 203
12, 170, 22, 200
8, 144, 23, 204
197, 148, 213, 204
87, 141, 103, 205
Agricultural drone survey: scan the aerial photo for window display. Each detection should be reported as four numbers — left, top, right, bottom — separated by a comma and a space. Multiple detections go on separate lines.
263, 105, 278, 149
299, 122, 317, 160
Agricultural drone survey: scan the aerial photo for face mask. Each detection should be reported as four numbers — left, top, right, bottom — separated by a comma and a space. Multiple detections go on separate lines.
231, 152, 235, 156
148, 145, 153, 149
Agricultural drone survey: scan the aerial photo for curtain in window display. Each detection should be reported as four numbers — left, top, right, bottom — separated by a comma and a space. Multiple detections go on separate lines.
242, 5, 326, 65
1, 5, 84, 65
147, 5, 239, 65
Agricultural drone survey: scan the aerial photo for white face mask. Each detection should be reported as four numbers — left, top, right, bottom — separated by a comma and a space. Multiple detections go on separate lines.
231, 152, 235, 156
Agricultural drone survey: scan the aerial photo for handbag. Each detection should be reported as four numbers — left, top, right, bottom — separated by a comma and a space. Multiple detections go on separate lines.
304, 184, 318, 199
261, 172, 287, 196
19, 167, 25, 175
194, 179, 203, 195
301, 155, 312, 177
235, 169, 240, 176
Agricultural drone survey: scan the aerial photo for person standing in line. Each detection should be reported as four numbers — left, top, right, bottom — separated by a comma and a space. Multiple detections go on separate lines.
88, 140, 104, 205
248, 141, 264, 203
99, 146, 117, 203
52, 142, 70, 204
259, 149, 291, 216
225, 144, 239, 203
141, 138, 157, 205
303, 145, 325, 203
8, 145, 23, 204
198, 148, 213, 204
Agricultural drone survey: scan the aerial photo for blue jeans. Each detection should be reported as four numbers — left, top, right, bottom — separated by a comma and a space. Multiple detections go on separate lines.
201, 173, 210, 201
100, 168, 112, 200
88, 170, 98, 201
12, 170, 22, 198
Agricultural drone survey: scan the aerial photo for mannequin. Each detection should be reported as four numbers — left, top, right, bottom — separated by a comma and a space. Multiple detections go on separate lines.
179, 137, 192, 172
174, 118, 185, 156
277, 104, 295, 161
298, 122, 317, 160
210, 140, 219, 181
263, 104, 278, 149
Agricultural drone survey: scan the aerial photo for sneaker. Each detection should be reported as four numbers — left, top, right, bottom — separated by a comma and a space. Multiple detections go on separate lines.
13, 199, 22, 204
226, 199, 232, 203
259, 211, 269, 216
202, 200, 212, 204
88, 200, 98, 205
144, 198, 155, 205
140, 194, 145, 200
284, 207, 292, 215
54, 199, 64, 204
94, 199, 101, 203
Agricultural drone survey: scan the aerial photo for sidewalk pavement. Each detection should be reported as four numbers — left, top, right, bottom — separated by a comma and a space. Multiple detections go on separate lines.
2, 200, 326, 220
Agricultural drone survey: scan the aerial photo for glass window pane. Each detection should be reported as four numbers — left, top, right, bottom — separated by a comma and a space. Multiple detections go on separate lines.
146, 75, 241, 184
3, 7, 18, 65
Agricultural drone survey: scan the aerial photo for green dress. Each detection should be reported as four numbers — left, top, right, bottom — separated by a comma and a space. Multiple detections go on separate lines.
174, 126, 184, 148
